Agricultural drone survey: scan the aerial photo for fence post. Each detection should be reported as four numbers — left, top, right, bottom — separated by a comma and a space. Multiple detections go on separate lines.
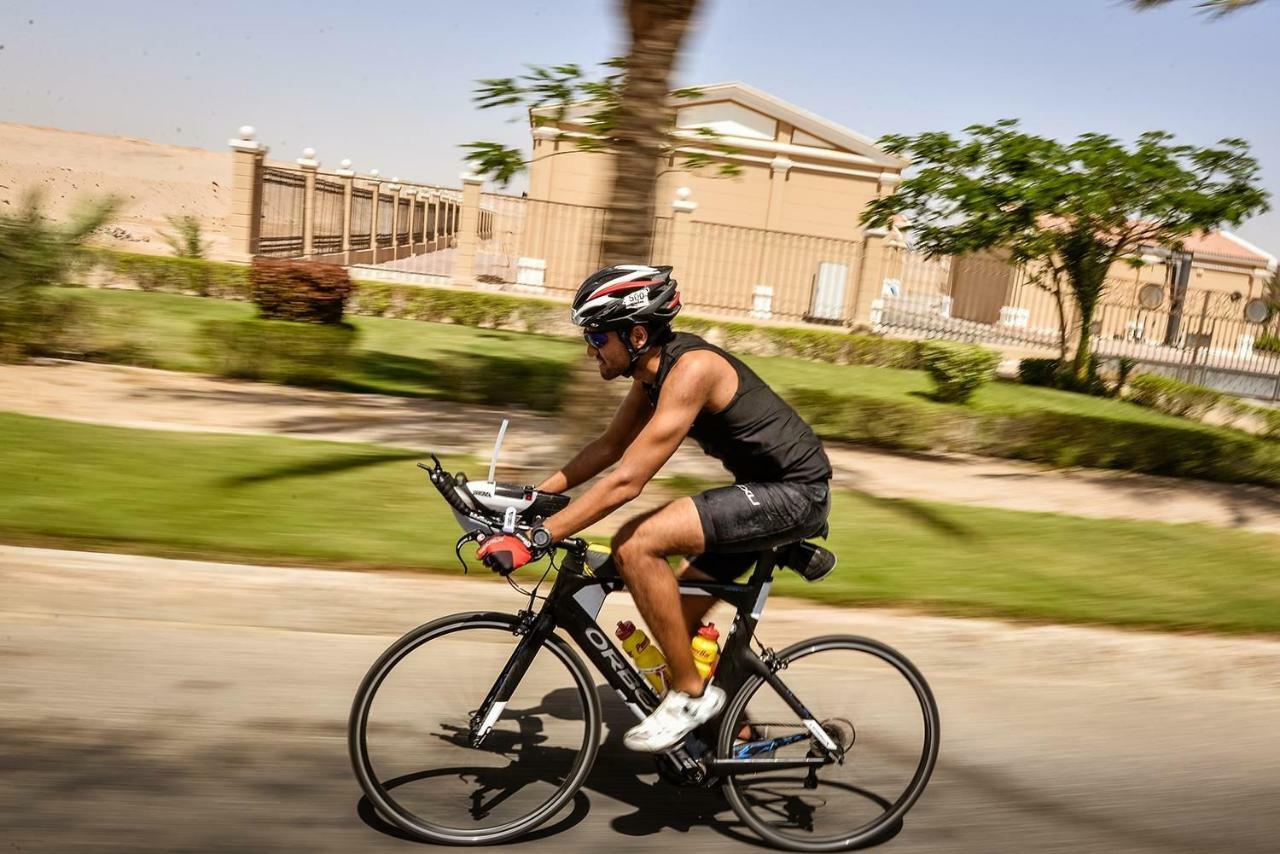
454, 174, 484, 284
388, 178, 402, 259
336, 158, 354, 264
228, 125, 267, 262
368, 170, 382, 263
850, 227, 888, 328
414, 190, 427, 255
296, 147, 319, 259
668, 186, 697, 277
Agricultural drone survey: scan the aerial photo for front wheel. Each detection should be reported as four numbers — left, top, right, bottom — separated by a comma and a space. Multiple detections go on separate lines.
718, 635, 940, 852
349, 611, 601, 846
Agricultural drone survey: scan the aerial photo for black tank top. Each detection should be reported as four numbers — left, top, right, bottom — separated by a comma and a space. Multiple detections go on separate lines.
642, 332, 832, 484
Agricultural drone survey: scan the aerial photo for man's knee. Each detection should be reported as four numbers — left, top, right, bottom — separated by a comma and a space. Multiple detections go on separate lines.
613, 523, 661, 573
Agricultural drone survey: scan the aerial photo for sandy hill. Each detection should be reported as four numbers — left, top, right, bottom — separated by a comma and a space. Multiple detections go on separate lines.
0, 123, 234, 260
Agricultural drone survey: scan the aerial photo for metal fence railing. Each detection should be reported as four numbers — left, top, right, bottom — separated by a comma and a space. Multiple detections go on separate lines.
516, 198, 609, 295
683, 221, 863, 323
350, 185, 373, 250
376, 194, 394, 248
396, 197, 410, 245
258, 167, 306, 257
312, 178, 345, 255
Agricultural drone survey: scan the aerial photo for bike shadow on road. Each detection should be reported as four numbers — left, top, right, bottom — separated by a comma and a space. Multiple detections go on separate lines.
355, 683, 901, 849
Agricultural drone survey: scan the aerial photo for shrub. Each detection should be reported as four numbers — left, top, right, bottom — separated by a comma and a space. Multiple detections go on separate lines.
249, 258, 353, 324
160, 215, 209, 259
199, 318, 357, 384
1254, 332, 1280, 355
1127, 374, 1223, 419
787, 384, 1280, 486
1, 191, 117, 360
1018, 358, 1061, 388
87, 249, 251, 299
787, 388, 957, 451
918, 341, 1000, 403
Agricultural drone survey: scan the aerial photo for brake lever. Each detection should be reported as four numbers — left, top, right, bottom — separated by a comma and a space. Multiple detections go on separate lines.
454, 530, 483, 574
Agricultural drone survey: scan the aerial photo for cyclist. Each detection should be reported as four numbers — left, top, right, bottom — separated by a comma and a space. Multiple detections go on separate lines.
476, 264, 832, 752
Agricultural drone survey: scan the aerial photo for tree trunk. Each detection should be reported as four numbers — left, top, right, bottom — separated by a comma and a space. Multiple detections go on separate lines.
600, 0, 699, 265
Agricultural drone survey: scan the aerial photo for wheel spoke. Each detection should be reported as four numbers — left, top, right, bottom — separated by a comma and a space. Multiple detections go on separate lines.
349, 615, 599, 845
719, 637, 939, 850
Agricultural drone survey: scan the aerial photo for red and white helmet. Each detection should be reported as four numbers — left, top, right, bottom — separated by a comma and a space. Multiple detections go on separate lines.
570, 264, 681, 332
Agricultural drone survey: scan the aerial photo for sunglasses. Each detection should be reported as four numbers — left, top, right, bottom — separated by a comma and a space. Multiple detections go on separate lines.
583, 331, 611, 349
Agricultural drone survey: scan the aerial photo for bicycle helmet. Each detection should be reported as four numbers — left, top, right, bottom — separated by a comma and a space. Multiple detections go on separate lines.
571, 264, 682, 333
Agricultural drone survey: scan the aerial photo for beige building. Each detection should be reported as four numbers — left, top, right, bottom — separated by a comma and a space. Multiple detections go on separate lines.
526, 82, 906, 241
949, 229, 1277, 329
518, 83, 908, 321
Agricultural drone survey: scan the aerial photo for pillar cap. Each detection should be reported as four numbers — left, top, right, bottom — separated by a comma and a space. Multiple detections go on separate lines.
229, 124, 264, 152
862, 226, 890, 239
770, 155, 794, 173
460, 173, 485, 185
296, 147, 319, 169
672, 186, 697, 212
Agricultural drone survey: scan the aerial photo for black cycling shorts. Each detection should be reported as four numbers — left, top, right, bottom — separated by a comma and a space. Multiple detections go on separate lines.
689, 481, 830, 582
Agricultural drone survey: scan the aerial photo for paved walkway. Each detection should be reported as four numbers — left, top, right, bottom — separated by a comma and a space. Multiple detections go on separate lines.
4, 360, 1280, 533
2, 545, 1279, 853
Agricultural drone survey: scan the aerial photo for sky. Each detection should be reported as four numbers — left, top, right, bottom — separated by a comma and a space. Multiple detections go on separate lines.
2, 0, 1278, 253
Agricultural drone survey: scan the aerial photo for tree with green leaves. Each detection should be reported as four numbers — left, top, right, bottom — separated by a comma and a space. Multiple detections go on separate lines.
862, 121, 1269, 379
0, 191, 118, 361
465, 0, 735, 263
1130, 0, 1266, 16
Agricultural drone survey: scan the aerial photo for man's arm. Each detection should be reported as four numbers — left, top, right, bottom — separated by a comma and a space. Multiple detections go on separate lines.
536, 382, 653, 494
542, 359, 713, 541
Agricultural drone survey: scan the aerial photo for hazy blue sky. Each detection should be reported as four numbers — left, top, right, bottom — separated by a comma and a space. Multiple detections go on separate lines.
2, 0, 1277, 252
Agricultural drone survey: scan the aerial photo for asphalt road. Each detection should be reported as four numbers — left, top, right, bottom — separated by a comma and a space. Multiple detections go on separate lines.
2, 545, 1279, 853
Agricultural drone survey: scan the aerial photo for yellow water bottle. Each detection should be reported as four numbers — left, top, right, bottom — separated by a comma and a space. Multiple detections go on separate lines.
691, 623, 722, 682
616, 621, 669, 695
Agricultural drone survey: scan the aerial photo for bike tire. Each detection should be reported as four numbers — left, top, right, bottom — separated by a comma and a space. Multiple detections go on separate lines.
717, 634, 940, 852
349, 611, 601, 846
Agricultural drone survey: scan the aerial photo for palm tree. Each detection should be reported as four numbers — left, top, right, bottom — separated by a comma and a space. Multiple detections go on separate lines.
602, 0, 700, 263
1130, 0, 1266, 16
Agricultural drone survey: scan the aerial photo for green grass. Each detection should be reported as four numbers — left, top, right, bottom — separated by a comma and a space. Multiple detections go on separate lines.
2, 411, 1278, 633
72, 287, 1197, 429
64, 288, 583, 406
743, 354, 1195, 429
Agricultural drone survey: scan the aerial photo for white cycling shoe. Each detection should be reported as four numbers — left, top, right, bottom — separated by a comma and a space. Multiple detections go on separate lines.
623, 685, 726, 753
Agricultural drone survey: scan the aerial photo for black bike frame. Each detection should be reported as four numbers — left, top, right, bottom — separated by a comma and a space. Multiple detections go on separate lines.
468, 547, 840, 778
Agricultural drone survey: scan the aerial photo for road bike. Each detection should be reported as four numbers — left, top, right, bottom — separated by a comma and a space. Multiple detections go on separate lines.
348, 436, 939, 851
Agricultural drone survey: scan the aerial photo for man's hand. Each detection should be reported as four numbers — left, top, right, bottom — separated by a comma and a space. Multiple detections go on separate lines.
475, 533, 534, 576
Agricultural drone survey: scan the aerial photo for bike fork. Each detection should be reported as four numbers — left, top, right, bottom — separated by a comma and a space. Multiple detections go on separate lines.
468, 610, 550, 748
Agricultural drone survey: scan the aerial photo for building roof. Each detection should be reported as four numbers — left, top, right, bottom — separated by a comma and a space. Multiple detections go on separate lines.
1178, 230, 1276, 267
670, 82, 907, 170
532, 81, 906, 172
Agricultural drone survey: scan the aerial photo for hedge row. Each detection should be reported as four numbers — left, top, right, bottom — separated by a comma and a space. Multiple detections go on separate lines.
79, 249, 934, 367
788, 387, 1280, 487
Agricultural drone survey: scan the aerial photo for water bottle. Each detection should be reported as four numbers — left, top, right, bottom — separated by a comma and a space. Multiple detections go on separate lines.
691, 623, 722, 682
616, 620, 669, 695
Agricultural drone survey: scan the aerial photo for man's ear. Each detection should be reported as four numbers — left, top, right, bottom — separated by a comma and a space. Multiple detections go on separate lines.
630, 325, 649, 351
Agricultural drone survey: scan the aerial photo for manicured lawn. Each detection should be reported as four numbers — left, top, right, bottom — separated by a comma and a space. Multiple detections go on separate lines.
70, 286, 1199, 430
3, 412, 1278, 633
65, 288, 584, 406
743, 354, 1196, 429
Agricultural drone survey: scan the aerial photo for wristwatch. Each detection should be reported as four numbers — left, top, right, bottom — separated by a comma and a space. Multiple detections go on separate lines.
529, 526, 554, 550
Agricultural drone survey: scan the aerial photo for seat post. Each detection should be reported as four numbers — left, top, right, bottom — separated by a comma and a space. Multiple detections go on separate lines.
747, 549, 778, 586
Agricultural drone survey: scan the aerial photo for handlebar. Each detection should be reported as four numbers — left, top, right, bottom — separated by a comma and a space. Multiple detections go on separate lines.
418, 457, 587, 557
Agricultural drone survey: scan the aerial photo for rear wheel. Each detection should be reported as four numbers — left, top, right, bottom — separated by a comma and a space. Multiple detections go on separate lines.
349, 612, 600, 846
718, 635, 939, 851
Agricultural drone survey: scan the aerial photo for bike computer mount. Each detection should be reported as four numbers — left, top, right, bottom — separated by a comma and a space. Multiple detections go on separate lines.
419, 419, 571, 537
